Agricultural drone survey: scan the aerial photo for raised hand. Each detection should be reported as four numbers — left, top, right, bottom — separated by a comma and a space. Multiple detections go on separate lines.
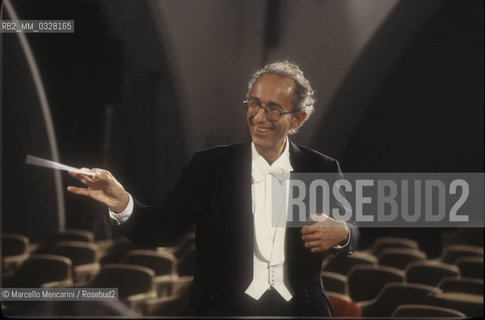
67, 168, 130, 213
301, 214, 349, 253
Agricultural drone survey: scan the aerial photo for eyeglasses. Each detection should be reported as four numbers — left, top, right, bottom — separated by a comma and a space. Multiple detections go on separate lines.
243, 98, 298, 121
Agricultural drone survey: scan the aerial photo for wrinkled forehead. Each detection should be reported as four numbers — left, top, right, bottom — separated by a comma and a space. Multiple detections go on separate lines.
249, 74, 296, 100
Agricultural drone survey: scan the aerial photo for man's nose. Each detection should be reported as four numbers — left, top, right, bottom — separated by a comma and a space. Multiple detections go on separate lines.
253, 107, 268, 122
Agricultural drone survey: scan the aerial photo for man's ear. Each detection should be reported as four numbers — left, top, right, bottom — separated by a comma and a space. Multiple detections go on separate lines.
291, 111, 308, 129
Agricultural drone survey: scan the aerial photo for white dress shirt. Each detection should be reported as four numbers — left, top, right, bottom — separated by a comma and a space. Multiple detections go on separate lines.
244, 140, 294, 301
108, 194, 133, 225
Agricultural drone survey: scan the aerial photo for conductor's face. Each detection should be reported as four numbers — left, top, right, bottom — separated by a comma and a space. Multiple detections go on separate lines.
246, 74, 306, 159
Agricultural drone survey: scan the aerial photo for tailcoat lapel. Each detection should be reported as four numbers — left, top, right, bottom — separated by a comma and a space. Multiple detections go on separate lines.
286, 140, 319, 293
219, 141, 254, 287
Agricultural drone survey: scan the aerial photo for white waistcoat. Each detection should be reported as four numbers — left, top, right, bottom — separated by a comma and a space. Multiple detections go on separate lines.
245, 141, 294, 301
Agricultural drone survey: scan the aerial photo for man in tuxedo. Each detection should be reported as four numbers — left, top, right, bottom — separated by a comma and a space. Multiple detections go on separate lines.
68, 61, 359, 316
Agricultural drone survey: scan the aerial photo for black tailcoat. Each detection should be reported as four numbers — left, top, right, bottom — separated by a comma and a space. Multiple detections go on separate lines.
117, 140, 359, 316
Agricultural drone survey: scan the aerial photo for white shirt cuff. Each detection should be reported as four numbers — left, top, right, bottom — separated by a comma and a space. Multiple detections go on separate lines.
108, 193, 133, 225
334, 223, 351, 249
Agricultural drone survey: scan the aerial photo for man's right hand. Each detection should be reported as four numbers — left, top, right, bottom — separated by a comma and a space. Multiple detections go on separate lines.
67, 168, 130, 213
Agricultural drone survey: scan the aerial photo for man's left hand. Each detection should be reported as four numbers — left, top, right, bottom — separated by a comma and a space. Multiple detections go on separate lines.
301, 214, 349, 253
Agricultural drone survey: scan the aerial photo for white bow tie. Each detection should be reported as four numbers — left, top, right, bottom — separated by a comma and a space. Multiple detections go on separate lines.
252, 165, 292, 183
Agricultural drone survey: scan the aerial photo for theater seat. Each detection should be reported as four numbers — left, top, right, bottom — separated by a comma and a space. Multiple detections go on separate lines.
405, 260, 460, 286
52, 229, 95, 242
326, 292, 361, 317
426, 292, 483, 317
33, 229, 96, 255
2, 254, 73, 288
369, 237, 419, 256
2, 233, 30, 274
99, 238, 135, 264
48, 241, 100, 283
438, 277, 483, 295
171, 275, 193, 296
322, 251, 377, 275
441, 244, 483, 264
124, 250, 178, 296
143, 276, 193, 316
321, 271, 348, 295
177, 244, 196, 276
347, 265, 404, 302
358, 282, 440, 317
124, 249, 176, 276
89, 264, 157, 314
2, 233, 29, 256
391, 304, 466, 317
378, 247, 426, 270
454, 256, 483, 280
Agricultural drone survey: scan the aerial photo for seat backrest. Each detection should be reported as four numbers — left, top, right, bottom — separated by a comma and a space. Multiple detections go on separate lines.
321, 271, 348, 295
2, 233, 29, 256
441, 244, 483, 264
378, 247, 426, 270
426, 292, 483, 317
51, 229, 95, 243
405, 261, 460, 286
49, 241, 98, 266
370, 237, 419, 256
391, 304, 466, 317
33, 229, 96, 255
438, 276, 483, 295
327, 292, 361, 317
323, 251, 377, 275
99, 239, 135, 264
5, 254, 72, 287
359, 282, 441, 317
454, 256, 483, 279
172, 275, 193, 296
124, 250, 176, 276
90, 263, 155, 299
348, 265, 404, 302
177, 245, 196, 276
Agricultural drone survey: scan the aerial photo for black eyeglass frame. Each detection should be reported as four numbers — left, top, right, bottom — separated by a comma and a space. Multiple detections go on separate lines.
243, 98, 299, 122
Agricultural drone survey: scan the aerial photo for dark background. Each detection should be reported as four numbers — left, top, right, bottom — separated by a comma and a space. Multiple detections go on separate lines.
2, 0, 483, 256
